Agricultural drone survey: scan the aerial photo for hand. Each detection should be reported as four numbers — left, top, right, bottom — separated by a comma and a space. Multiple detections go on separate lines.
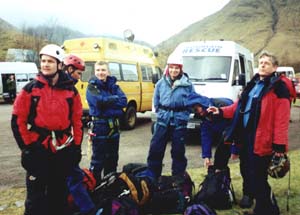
206, 106, 219, 115
203, 158, 213, 168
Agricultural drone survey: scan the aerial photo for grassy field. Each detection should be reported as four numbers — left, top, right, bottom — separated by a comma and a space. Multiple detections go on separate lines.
0, 150, 299, 215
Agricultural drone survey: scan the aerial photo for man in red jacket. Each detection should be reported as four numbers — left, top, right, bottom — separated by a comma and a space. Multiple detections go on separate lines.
208, 51, 291, 215
11, 44, 83, 215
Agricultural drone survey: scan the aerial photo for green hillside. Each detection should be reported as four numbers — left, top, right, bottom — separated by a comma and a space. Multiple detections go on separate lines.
156, 0, 300, 70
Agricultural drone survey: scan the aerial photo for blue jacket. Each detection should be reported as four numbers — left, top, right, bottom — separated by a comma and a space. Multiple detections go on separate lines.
86, 76, 127, 118
186, 92, 235, 158
154, 73, 194, 125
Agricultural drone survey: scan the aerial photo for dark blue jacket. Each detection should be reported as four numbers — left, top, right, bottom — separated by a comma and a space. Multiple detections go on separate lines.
86, 76, 127, 118
187, 92, 235, 158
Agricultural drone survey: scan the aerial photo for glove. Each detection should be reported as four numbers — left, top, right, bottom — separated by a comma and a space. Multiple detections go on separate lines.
72, 145, 82, 165
21, 142, 48, 173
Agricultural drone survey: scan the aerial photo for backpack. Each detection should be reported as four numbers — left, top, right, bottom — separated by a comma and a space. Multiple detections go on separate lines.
184, 203, 217, 215
67, 168, 97, 211
122, 163, 148, 175
118, 172, 152, 206
144, 171, 195, 214
96, 196, 140, 215
194, 166, 235, 210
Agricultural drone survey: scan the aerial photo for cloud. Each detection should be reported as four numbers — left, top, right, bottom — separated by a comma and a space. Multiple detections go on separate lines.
0, 0, 230, 45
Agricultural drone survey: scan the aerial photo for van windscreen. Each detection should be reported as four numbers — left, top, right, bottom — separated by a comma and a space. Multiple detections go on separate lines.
183, 56, 231, 82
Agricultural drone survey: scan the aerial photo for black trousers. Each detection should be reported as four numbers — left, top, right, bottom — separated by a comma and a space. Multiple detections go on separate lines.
23, 148, 74, 215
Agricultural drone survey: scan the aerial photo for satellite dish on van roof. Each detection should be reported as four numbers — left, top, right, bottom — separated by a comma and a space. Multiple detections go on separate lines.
123, 29, 135, 42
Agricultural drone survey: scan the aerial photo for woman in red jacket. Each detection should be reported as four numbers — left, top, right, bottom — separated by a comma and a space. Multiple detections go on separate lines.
11, 44, 83, 215
208, 51, 291, 215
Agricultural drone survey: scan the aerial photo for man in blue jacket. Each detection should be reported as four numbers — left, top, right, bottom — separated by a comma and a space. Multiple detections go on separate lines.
186, 92, 236, 167
86, 61, 127, 182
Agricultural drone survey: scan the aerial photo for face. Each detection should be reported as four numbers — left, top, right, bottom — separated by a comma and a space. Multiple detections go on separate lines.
69, 67, 83, 80
194, 105, 206, 116
95, 64, 109, 81
168, 64, 181, 80
258, 56, 277, 79
40, 55, 60, 76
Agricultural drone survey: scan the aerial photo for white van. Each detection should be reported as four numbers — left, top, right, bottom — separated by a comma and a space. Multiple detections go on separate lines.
275, 66, 295, 79
152, 40, 255, 129
0, 62, 39, 102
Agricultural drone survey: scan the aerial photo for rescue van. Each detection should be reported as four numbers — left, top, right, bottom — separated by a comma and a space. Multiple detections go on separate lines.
0, 62, 38, 102
152, 40, 254, 129
62, 37, 162, 129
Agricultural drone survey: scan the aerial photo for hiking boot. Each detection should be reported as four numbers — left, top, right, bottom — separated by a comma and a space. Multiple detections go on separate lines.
239, 195, 254, 208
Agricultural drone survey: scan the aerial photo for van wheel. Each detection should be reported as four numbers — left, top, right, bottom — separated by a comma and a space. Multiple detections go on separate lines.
122, 106, 137, 130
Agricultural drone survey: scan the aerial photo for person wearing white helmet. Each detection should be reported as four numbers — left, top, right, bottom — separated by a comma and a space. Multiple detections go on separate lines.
143, 52, 195, 179
11, 44, 83, 215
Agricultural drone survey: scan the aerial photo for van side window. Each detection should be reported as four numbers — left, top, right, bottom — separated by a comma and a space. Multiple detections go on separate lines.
121, 64, 138, 81
155, 66, 162, 79
239, 55, 245, 75
141, 65, 153, 81
247, 60, 254, 79
109, 62, 121, 80
16, 74, 28, 82
232, 59, 240, 85
82, 62, 95, 82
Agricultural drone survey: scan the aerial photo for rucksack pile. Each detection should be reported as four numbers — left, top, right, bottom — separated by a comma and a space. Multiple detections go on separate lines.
193, 166, 236, 210
144, 171, 195, 214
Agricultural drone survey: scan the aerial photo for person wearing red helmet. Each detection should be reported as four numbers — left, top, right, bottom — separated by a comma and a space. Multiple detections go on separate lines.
11, 44, 83, 215
63, 54, 85, 84
63, 54, 97, 215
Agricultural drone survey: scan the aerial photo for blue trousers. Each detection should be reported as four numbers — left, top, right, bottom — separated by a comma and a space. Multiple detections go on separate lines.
147, 122, 187, 178
90, 119, 120, 180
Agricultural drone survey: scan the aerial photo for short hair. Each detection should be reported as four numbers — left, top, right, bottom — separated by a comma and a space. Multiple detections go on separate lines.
95, 61, 108, 68
259, 51, 279, 66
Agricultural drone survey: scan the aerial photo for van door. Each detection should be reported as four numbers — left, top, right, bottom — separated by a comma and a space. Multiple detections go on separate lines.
116, 63, 141, 111
140, 65, 155, 111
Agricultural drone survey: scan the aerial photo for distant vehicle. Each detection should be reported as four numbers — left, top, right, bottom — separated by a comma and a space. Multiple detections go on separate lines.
62, 36, 162, 129
275, 66, 295, 79
152, 40, 255, 129
0, 62, 38, 102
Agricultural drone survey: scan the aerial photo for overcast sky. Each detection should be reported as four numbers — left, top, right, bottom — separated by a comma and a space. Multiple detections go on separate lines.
0, 0, 230, 46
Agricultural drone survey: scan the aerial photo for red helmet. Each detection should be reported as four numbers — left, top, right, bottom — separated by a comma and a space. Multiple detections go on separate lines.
64, 54, 85, 71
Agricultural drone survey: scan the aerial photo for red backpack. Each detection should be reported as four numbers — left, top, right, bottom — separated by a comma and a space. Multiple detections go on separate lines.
280, 75, 297, 103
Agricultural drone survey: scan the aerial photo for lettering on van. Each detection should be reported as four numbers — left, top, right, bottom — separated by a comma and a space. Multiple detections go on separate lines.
182, 45, 223, 54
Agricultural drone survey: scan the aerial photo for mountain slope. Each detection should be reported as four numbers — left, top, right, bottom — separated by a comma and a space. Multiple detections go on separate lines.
156, 0, 300, 69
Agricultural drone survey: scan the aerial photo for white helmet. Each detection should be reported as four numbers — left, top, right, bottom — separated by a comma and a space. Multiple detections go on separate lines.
39, 44, 65, 62
167, 53, 183, 66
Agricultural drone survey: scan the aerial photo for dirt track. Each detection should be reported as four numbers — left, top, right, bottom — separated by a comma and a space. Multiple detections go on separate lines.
0, 103, 299, 191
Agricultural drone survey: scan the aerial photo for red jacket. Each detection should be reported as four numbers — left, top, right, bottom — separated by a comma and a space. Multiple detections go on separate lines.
221, 75, 290, 156
11, 72, 83, 152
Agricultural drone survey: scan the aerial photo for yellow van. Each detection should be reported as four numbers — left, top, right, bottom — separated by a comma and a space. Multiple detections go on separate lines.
62, 37, 162, 129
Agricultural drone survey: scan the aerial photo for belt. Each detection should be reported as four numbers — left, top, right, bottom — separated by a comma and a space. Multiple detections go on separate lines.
158, 105, 186, 112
